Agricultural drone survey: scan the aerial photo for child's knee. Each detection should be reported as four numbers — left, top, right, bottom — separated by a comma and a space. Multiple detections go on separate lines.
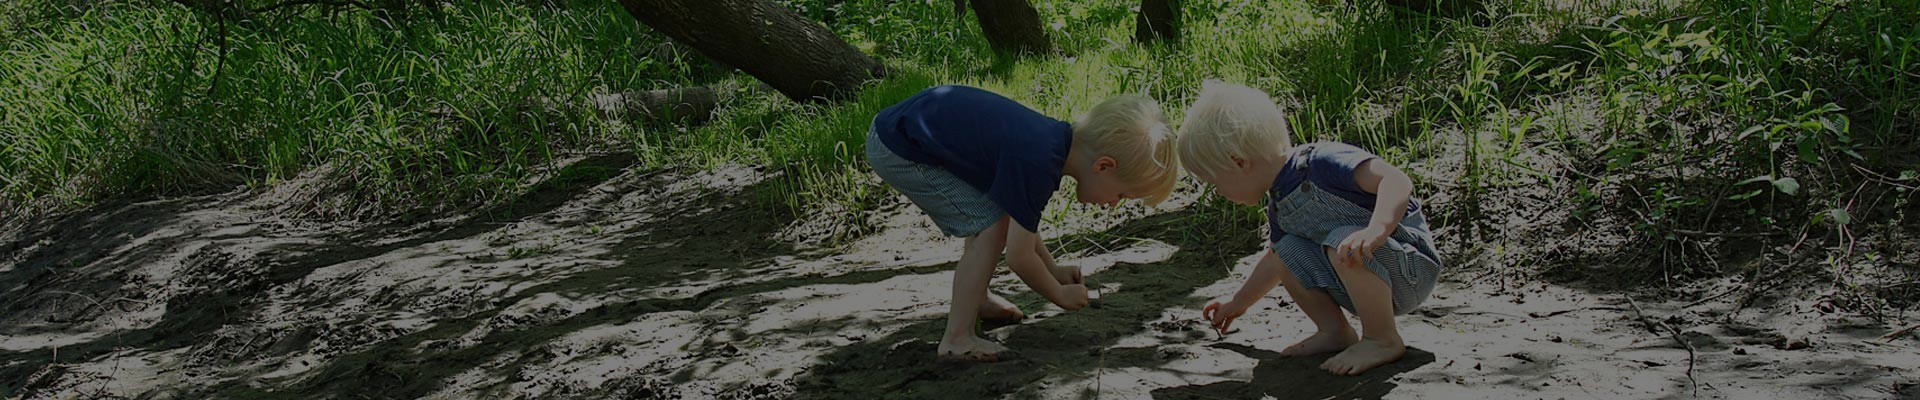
963, 217, 1012, 249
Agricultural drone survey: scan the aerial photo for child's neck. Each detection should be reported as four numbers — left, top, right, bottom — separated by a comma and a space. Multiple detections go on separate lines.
1063, 145, 1089, 180
1252, 152, 1288, 192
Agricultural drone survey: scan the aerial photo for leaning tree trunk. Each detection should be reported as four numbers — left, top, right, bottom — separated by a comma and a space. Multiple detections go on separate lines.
616, 0, 885, 102
1133, 0, 1178, 43
968, 0, 1051, 55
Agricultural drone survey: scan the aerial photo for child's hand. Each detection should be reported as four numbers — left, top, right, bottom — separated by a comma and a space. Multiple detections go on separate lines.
1202, 299, 1249, 334
1051, 265, 1083, 285
1052, 284, 1091, 310
1333, 225, 1392, 267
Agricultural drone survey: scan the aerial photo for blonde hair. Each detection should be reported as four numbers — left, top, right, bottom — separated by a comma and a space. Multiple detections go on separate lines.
1176, 80, 1293, 179
1072, 94, 1179, 205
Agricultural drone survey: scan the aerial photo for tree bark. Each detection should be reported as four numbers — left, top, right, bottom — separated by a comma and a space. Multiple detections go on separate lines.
1133, 0, 1178, 43
616, 0, 885, 102
969, 0, 1051, 55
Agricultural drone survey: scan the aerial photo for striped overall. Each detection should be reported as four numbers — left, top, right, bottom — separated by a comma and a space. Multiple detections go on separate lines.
1268, 145, 1443, 315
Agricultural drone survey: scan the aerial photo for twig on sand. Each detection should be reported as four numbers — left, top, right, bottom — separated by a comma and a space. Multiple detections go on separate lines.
1093, 347, 1105, 400
1076, 235, 1115, 256
1851, 164, 1920, 191
577, 166, 683, 214
1729, 227, 1816, 316
581, 206, 650, 214
88, 350, 127, 400
29, 290, 151, 323
1626, 296, 1699, 397
628, 165, 680, 182
1671, 229, 1783, 238
1321, 381, 1370, 400
1883, 323, 1920, 342
1528, 306, 1627, 319
1682, 285, 1747, 309
1452, 310, 1528, 319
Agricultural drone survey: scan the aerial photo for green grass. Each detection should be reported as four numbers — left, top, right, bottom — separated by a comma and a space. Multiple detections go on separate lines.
4, 0, 1916, 265
1, 0, 694, 215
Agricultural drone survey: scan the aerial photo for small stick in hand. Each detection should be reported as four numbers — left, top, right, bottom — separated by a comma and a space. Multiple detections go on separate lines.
1210, 322, 1239, 341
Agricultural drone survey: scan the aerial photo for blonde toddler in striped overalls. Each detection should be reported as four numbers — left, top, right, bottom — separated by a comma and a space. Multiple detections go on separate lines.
1181, 80, 1443, 376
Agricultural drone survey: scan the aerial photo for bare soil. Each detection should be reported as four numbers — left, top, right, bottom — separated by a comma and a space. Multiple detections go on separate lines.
3, 157, 1916, 399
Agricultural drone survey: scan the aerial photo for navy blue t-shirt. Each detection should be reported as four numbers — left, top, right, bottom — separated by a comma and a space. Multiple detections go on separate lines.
873, 85, 1073, 232
1268, 142, 1420, 215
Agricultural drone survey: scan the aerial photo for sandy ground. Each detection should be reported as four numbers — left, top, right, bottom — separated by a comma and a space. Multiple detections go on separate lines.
2, 156, 1917, 399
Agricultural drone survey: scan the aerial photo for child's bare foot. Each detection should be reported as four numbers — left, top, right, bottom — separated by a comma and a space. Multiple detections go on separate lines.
978, 293, 1025, 322
1280, 329, 1358, 357
1320, 338, 1405, 375
937, 335, 1009, 362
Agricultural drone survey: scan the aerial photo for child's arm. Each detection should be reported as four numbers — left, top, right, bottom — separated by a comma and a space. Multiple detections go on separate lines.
1333, 159, 1414, 266
1032, 239, 1083, 285
1205, 250, 1286, 333
1008, 225, 1090, 310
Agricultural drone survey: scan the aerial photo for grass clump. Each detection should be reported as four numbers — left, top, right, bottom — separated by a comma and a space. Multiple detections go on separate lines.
4, 0, 1915, 280
1, 0, 697, 218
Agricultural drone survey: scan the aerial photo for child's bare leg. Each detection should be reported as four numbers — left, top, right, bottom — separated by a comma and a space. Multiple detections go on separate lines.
1271, 251, 1358, 357
940, 218, 1011, 361
975, 229, 1067, 322
1320, 246, 1405, 375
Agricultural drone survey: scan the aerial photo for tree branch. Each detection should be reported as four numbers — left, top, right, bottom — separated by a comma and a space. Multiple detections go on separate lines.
206, 3, 230, 98
1627, 296, 1699, 397
1884, 323, 1920, 342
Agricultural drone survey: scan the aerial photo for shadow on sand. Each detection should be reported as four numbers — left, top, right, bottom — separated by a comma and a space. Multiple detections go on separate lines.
793, 207, 1269, 399
791, 201, 1440, 399
1150, 343, 1436, 400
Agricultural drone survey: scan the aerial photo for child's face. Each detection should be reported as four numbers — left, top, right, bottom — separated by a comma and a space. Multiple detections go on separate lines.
1188, 157, 1272, 206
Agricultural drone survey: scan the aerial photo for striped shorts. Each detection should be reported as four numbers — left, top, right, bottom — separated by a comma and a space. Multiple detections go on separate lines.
865, 126, 1006, 237
1272, 232, 1440, 316
1267, 174, 1442, 316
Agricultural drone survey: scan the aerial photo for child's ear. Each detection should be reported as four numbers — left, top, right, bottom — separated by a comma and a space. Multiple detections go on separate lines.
1096, 156, 1118, 172
1231, 156, 1249, 171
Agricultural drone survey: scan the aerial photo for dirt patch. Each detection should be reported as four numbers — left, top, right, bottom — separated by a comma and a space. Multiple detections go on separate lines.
789, 209, 1263, 399
4, 162, 1918, 399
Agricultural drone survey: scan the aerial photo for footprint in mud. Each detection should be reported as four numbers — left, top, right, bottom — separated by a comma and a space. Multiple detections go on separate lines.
1149, 342, 1436, 400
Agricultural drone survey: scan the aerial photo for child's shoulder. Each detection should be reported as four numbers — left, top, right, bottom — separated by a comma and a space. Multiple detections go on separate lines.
1295, 141, 1379, 170
919, 85, 1010, 102
922, 84, 983, 94
908, 85, 1046, 115
1300, 141, 1376, 157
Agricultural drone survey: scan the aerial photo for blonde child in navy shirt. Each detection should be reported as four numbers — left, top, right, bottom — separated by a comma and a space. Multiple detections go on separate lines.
867, 85, 1178, 361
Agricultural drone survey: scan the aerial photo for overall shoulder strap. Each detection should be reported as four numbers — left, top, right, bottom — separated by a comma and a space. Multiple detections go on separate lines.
1295, 144, 1318, 189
